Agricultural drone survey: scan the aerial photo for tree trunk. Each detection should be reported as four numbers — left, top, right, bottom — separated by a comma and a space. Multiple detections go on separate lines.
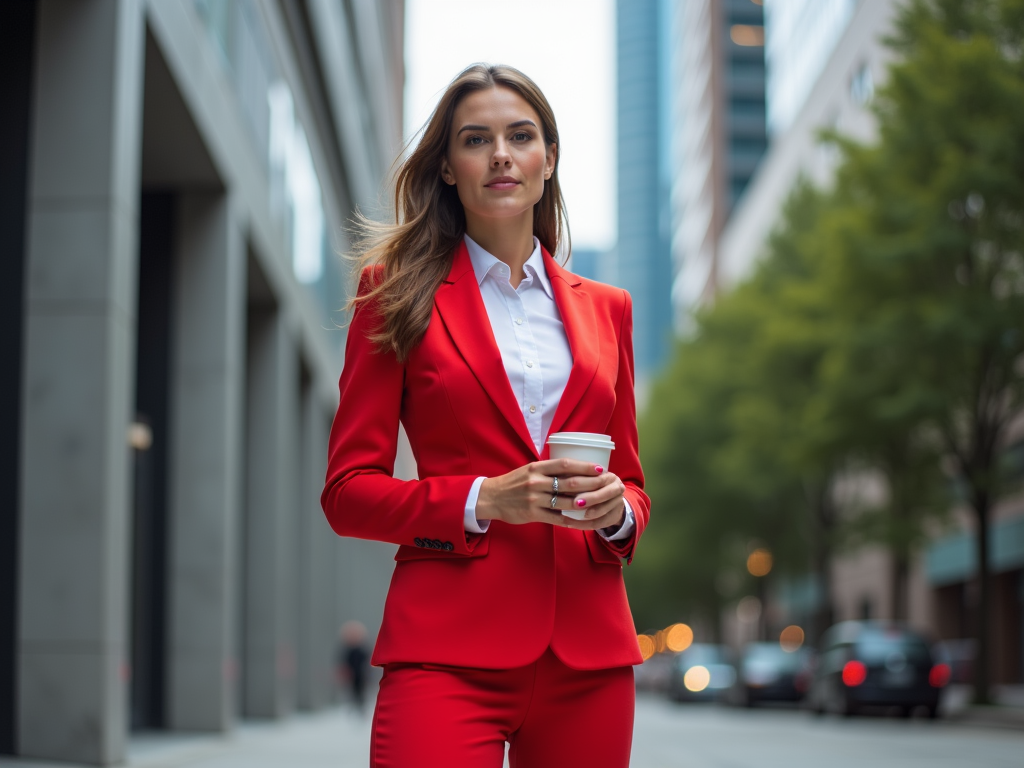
891, 551, 909, 622
809, 488, 835, 646
973, 491, 992, 704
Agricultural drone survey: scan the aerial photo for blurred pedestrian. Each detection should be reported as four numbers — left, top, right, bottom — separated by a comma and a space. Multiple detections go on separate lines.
321, 64, 650, 768
337, 620, 369, 713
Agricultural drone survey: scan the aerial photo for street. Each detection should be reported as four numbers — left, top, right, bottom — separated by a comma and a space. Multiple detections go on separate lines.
7, 693, 1019, 768
630, 695, 1024, 768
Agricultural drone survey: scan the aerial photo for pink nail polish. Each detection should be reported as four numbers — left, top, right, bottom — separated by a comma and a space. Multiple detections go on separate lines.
576, 499, 586, 508
595, 465, 604, 474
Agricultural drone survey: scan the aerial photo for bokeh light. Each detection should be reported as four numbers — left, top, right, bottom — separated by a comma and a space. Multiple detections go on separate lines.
664, 623, 694, 653
779, 625, 805, 652
638, 634, 655, 661
683, 665, 711, 692
746, 548, 773, 577
654, 630, 667, 654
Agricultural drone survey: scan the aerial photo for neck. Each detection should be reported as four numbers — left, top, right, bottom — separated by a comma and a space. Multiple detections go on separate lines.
464, 211, 536, 288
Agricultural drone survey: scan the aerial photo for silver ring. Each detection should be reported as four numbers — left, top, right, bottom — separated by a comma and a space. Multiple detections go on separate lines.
550, 494, 559, 509
552, 477, 559, 494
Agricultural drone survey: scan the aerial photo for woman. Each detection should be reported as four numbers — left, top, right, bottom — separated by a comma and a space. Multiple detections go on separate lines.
321, 63, 650, 768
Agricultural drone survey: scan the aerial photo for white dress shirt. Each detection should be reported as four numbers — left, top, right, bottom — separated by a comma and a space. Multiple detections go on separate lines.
460, 234, 635, 541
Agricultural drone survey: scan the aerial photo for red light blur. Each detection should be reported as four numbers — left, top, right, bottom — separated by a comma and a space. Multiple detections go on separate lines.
842, 660, 867, 687
929, 663, 951, 688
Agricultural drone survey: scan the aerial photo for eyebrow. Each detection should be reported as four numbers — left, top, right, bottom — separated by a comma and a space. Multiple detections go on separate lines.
456, 119, 538, 135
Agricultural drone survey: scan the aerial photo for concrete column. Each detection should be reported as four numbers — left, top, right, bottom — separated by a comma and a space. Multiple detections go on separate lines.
242, 308, 300, 718
17, 0, 144, 763
164, 193, 245, 731
296, 387, 333, 710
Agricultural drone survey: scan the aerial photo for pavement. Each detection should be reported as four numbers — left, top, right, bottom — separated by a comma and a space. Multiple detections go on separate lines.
3, 692, 1023, 768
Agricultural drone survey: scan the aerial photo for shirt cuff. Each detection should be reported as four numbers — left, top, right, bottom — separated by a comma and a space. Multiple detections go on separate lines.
464, 476, 490, 534
599, 498, 636, 541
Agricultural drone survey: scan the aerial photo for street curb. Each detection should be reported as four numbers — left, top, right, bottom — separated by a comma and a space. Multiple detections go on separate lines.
948, 705, 1024, 731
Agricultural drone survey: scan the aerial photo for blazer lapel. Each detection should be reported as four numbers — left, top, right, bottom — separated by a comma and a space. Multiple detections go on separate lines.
433, 241, 539, 458
545, 250, 600, 438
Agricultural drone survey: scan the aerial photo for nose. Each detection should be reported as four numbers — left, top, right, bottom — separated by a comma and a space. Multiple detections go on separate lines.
491, 138, 512, 167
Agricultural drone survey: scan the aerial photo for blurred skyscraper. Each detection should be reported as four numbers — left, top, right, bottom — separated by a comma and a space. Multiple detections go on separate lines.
669, 0, 768, 322
615, 0, 674, 383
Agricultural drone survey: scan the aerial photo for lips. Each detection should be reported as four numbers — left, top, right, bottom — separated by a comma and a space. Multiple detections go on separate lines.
485, 176, 520, 189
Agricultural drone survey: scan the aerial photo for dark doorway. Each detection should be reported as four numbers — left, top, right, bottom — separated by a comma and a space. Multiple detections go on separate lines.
0, 0, 38, 754
130, 191, 176, 730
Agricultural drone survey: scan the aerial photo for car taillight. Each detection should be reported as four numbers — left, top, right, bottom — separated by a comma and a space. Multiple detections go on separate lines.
929, 663, 951, 688
842, 660, 867, 687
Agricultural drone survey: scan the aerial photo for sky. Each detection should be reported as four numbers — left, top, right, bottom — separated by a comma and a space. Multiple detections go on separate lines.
404, 0, 617, 251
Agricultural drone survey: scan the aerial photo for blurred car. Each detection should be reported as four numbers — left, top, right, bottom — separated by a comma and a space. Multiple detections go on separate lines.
729, 643, 813, 707
807, 621, 949, 718
932, 638, 975, 685
667, 644, 736, 702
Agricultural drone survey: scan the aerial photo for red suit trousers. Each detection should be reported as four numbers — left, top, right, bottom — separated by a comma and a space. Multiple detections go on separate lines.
370, 648, 635, 768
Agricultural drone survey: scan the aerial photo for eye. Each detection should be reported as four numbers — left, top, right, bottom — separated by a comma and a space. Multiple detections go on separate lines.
512, 132, 531, 142
465, 135, 485, 146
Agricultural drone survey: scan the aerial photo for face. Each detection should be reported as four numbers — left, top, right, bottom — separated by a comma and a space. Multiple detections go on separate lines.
441, 86, 557, 226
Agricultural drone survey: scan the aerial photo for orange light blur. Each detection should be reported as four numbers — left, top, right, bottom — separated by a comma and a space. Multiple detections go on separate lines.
779, 625, 805, 652
638, 634, 655, 661
665, 623, 694, 653
731, 24, 765, 46
746, 548, 773, 577
654, 630, 667, 654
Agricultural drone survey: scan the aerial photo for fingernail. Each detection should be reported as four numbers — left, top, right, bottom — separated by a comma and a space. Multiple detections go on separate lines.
576, 499, 586, 508
595, 465, 604, 474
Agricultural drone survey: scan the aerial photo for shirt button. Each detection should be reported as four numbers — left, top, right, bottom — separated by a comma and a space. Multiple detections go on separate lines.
516, 318, 523, 325
529, 405, 537, 413
526, 360, 534, 368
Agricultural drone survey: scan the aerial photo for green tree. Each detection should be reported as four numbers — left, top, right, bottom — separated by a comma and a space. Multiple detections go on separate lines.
818, 0, 1024, 702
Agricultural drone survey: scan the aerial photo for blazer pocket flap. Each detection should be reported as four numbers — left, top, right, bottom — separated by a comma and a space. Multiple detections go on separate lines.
584, 530, 625, 567
394, 535, 490, 562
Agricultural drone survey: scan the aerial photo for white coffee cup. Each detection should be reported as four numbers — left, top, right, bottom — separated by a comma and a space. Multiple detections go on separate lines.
546, 432, 615, 520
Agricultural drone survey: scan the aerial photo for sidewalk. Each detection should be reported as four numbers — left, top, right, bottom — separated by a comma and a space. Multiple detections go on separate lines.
0, 706, 373, 768
944, 684, 1024, 731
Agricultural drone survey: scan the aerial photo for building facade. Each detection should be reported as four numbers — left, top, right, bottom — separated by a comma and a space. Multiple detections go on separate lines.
669, 0, 768, 322
0, 0, 405, 763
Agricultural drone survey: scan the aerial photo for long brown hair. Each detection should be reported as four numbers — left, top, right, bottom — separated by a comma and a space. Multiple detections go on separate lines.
351, 63, 570, 362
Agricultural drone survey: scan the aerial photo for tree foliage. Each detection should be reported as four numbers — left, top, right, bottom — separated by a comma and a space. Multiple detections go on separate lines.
631, 0, 1024, 699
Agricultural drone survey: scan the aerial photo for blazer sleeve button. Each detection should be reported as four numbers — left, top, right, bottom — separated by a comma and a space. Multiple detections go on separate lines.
432, 539, 443, 550
414, 538, 424, 548
443, 542, 454, 552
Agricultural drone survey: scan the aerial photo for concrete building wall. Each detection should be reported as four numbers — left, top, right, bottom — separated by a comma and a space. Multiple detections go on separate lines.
6, 0, 405, 762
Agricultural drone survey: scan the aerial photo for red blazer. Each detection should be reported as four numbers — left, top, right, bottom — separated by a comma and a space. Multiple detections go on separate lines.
321, 241, 650, 670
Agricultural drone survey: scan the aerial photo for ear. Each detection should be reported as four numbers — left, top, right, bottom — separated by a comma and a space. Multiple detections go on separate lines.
544, 143, 557, 180
440, 158, 456, 186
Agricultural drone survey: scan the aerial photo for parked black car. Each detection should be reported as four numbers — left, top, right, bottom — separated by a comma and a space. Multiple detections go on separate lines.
729, 643, 813, 706
667, 644, 736, 702
808, 621, 949, 718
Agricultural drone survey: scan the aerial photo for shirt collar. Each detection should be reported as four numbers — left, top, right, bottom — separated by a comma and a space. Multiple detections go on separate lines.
463, 234, 554, 299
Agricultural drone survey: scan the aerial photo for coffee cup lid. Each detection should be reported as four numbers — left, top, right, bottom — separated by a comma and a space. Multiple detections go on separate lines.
546, 432, 615, 449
